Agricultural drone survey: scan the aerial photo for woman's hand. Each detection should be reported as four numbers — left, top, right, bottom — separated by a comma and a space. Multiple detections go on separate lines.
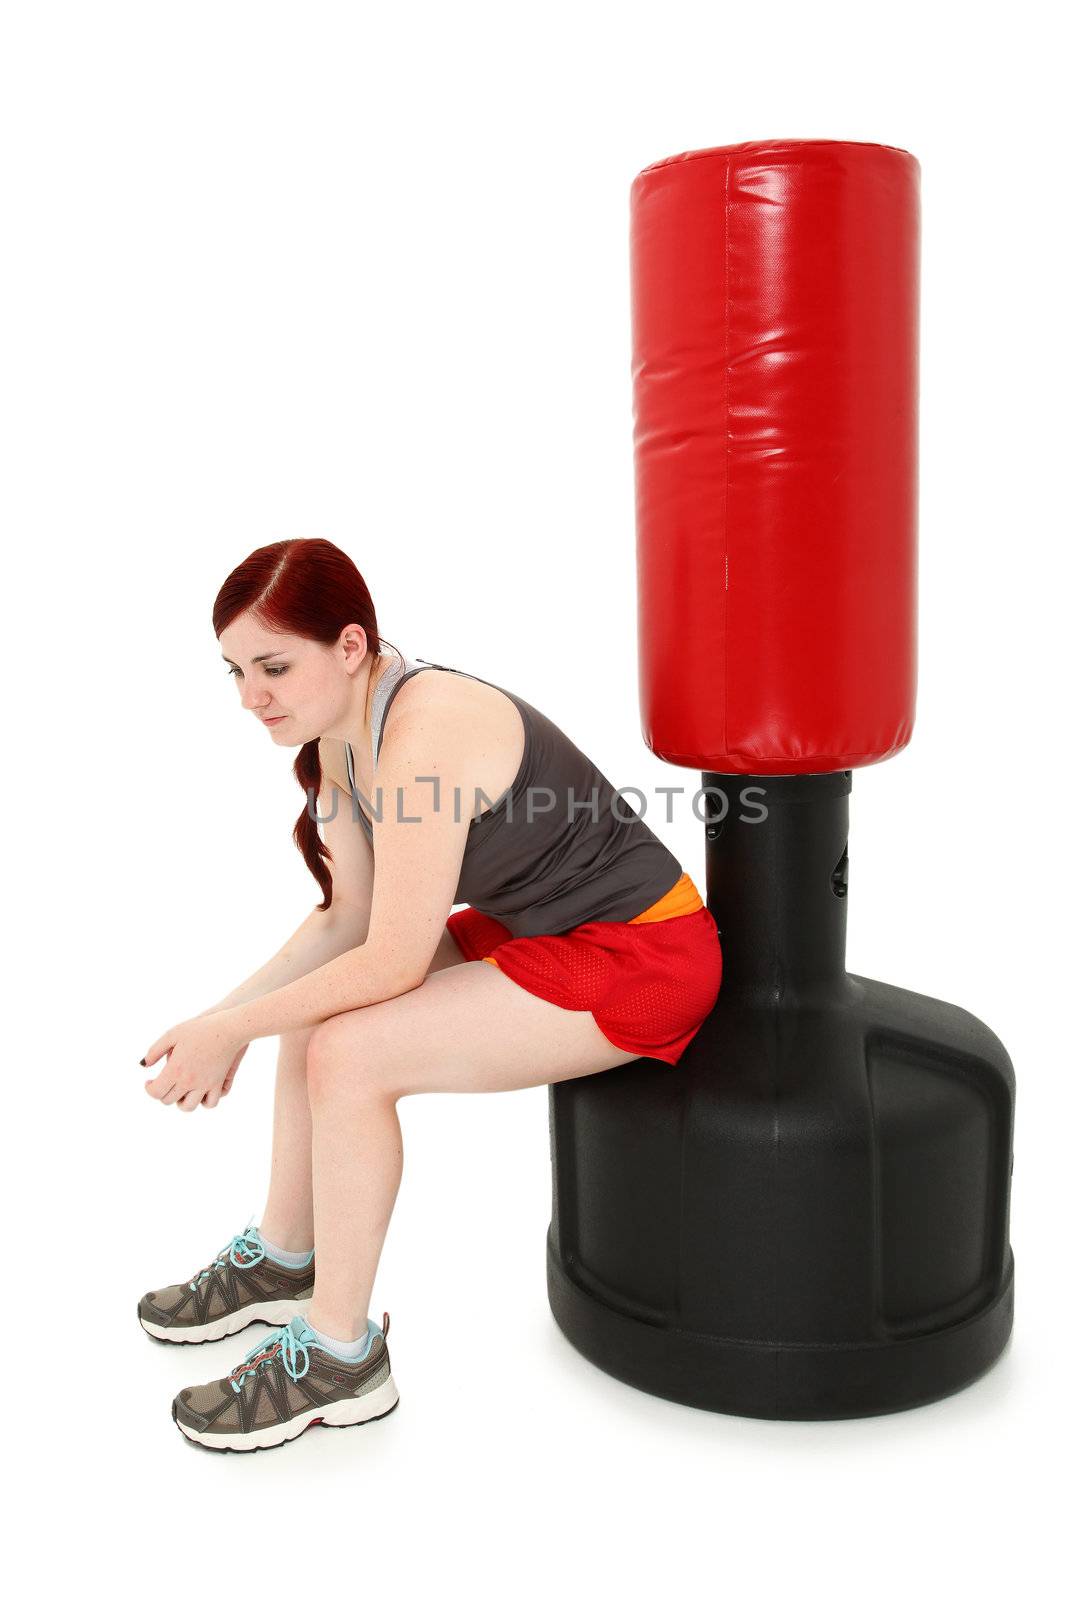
140, 1013, 248, 1112
220, 1042, 248, 1097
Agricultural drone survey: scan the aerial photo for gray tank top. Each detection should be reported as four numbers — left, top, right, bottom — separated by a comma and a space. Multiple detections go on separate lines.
343, 651, 683, 938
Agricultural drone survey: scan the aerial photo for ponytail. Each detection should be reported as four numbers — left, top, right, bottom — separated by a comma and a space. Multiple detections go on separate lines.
293, 739, 334, 911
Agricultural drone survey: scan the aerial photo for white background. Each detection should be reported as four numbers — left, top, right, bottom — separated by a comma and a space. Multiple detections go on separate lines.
4, 0, 1060, 1592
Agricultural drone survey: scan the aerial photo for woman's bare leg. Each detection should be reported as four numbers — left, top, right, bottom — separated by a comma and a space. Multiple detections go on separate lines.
259, 928, 468, 1258
259, 1027, 316, 1251
303, 955, 640, 1341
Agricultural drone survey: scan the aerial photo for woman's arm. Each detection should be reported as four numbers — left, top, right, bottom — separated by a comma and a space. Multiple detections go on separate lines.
192, 902, 372, 1019
194, 759, 374, 1017
216, 707, 472, 1041
187, 903, 371, 1095
141, 715, 470, 1101
141, 757, 376, 1105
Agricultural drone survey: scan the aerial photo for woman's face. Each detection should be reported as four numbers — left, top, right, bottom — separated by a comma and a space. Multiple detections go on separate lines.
218, 614, 363, 746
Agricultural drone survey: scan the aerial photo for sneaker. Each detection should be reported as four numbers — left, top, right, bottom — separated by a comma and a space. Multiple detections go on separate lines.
138, 1226, 314, 1344
172, 1312, 398, 1451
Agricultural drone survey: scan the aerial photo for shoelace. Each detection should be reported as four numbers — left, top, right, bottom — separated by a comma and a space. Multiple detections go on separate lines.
188, 1227, 265, 1291
229, 1322, 311, 1394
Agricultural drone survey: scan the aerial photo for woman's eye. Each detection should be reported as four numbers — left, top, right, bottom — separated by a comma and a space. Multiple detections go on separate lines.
227, 666, 241, 678
265, 665, 288, 677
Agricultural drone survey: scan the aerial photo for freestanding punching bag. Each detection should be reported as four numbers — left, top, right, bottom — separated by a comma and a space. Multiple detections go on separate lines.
545, 140, 1015, 1420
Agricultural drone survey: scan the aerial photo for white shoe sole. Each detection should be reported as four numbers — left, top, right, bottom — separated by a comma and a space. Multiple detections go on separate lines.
175, 1373, 400, 1451
140, 1298, 310, 1344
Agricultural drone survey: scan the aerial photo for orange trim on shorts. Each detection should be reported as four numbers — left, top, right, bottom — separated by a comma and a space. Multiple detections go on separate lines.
479, 873, 703, 953
627, 871, 705, 924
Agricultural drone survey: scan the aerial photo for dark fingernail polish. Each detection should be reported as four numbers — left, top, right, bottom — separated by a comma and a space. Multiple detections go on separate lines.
139, 1058, 146, 1066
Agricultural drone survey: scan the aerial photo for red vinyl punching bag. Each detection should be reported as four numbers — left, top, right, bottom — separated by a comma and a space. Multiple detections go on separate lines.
631, 139, 919, 774
545, 140, 1015, 1422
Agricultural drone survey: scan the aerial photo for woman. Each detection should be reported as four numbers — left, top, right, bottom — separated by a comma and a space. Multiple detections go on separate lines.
139, 537, 722, 1452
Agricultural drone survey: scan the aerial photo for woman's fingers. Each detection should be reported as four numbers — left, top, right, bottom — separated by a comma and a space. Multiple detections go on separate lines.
142, 1032, 176, 1069
146, 1065, 228, 1110
144, 1062, 225, 1111
146, 1072, 175, 1101
145, 1080, 219, 1110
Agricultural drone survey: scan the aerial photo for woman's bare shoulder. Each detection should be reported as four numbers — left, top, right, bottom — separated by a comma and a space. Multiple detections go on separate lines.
318, 735, 353, 795
391, 663, 514, 731
385, 666, 525, 811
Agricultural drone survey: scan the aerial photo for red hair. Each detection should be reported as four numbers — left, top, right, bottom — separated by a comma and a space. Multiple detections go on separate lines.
213, 538, 395, 910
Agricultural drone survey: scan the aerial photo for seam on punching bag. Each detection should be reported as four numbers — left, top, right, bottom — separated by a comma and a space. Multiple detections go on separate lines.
639, 141, 915, 177
722, 157, 732, 762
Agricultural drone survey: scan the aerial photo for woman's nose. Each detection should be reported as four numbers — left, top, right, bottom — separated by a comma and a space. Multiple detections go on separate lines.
241, 683, 272, 711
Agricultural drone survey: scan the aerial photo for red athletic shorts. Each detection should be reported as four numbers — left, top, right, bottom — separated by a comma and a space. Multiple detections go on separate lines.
445, 872, 721, 1065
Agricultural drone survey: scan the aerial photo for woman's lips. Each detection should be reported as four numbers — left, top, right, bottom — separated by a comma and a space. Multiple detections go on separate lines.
262, 715, 286, 726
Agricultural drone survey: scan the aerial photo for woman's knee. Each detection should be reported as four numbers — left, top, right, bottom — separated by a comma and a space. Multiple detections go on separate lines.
306, 1015, 392, 1103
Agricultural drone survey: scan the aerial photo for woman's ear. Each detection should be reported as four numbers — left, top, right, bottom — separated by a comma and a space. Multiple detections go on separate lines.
339, 625, 370, 675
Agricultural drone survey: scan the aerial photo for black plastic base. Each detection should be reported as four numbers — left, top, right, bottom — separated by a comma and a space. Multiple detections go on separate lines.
547, 1233, 1014, 1422
545, 774, 1016, 1421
